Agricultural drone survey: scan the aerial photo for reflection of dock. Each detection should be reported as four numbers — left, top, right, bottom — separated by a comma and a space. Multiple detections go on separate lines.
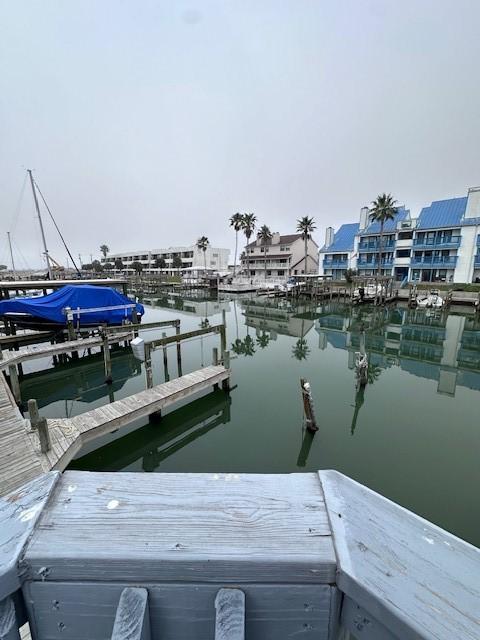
71, 389, 231, 472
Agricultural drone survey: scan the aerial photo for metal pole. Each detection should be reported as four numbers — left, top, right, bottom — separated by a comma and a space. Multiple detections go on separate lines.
28, 169, 52, 279
7, 232, 17, 280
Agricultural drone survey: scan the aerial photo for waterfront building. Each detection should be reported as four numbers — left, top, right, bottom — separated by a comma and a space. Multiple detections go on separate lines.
241, 232, 318, 279
319, 186, 480, 283
103, 245, 230, 274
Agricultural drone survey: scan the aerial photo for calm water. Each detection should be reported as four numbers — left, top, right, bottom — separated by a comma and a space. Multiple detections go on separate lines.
20, 291, 480, 546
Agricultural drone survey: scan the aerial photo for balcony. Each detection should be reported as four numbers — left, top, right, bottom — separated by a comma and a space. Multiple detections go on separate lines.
475, 255, 480, 268
358, 239, 395, 252
357, 257, 393, 267
410, 256, 458, 267
413, 236, 461, 249
477, 235, 480, 246
323, 258, 348, 268
244, 261, 290, 270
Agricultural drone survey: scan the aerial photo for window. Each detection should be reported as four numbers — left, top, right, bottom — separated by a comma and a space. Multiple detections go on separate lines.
267, 270, 271, 276
213, 253, 218, 257
398, 231, 413, 240
278, 270, 285, 276
396, 249, 411, 258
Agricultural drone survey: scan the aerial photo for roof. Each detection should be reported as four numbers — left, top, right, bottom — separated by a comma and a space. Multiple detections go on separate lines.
417, 197, 467, 229
359, 207, 409, 236
320, 223, 359, 252
246, 233, 307, 249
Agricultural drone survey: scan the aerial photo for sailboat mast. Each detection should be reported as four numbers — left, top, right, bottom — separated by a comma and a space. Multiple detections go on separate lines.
28, 169, 52, 279
7, 232, 17, 280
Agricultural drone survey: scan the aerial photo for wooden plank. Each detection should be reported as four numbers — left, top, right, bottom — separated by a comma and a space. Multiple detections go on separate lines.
215, 589, 244, 640
319, 470, 480, 640
24, 471, 336, 584
24, 582, 333, 640
0, 472, 59, 600
111, 588, 150, 640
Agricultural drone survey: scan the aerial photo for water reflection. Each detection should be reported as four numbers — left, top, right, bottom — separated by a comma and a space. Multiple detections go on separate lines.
70, 389, 231, 472
316, 303, 480, 396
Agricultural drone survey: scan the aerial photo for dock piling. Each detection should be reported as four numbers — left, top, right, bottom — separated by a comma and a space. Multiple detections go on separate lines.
102, 331, 113, 384
175, 321, 182, 376
222, 350, 230, 391
300, 378, 318, 433
162, 332, 169, 382
8, 365, 21, 404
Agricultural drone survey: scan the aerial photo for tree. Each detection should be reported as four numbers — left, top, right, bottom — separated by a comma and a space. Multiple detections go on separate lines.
196, 236, 209, 274
369, 194, 398, 278
241, 213, 257, 279
257, 225, 272, 280
344, 268, 358, 284
131, 261, 143, 274
0, 265, 7, 271
114, 258, 124, 271
103, 262, 113, 271
92, 259, 103, 273
296, 216, 316, 278
229, 212, 243, 277
172, 255, 183, 270
100, 244, 109, 258
155, 257, 166, 274
82, 263, 93, 271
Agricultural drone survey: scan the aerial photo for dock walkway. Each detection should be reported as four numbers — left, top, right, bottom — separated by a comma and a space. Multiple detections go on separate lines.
0, 365, 229, 496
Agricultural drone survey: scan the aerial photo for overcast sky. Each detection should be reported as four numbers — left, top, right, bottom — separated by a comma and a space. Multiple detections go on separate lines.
1, 0, 479, 269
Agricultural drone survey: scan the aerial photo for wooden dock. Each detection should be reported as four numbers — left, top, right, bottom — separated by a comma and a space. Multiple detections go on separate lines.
0, 365, 230, 496
0, 469, 478, 640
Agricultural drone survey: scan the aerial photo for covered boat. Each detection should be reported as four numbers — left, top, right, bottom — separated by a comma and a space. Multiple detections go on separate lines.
0, 285, 144, 329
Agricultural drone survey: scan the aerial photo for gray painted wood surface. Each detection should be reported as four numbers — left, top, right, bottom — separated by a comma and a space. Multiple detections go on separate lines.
319, 470, 480, 640
0, 472, 59, 600
23, 582, 333, 640
214, 589, 244, 640
24, 471, 335, 584
111, 588, 150, 640
0, 597, 20, 640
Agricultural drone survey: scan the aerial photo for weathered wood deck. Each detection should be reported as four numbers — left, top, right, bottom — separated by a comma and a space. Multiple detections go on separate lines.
0, 469, 478, 639
0, 365, 230, 497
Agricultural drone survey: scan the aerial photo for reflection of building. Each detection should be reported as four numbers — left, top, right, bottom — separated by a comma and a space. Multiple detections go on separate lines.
316, 306, 480, 396
105, 245, 229, 274
146, 295, 230, 318
241, 232, 318, 279
319, 186, 480, 283
242, 299, 314, 338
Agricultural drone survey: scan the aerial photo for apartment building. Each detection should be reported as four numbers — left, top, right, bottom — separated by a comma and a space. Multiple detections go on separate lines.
319, 186, 480, 283
103, 245, 230, 274
241, 232, 318, 279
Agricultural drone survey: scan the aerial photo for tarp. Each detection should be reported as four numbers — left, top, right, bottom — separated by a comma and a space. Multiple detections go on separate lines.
0, 285, 144, 326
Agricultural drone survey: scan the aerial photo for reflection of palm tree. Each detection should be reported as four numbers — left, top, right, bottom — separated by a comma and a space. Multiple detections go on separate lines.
292, 338, 310, 361
243, 334, 256, 357
231, 339, 244, 356
367, 359, 382, 384
350, 385, 365, 435
256, 331, 270, 349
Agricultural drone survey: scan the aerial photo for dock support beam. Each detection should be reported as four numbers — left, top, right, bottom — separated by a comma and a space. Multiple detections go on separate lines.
111, 588, 150, 640
28, 398, 51, 453
222, 351, 230, 392
102, 332, 113, 384
214, 588, 245, 640
175, 322, 182, 377
8, 365, 21, 405
162, 333, 169, 382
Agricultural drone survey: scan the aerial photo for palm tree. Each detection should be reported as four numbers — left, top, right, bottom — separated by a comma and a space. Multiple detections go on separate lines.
114, 258, 124, 271
257, 225, 272, 280
296, 216, 316, 279
241, 213, 257, 280
229, 213, 243, 277
155, 257, 166, 273
100, 244, 109, 259
369, 194, 398, 278
196, 236, 209, 275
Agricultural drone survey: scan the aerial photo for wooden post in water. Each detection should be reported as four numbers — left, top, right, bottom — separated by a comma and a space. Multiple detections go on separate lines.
144, 343, 153, 390
222, 350, 230, 391
27, 398, 40, 431
27, 399, 51, 453
162, 332, 169, 382
175, 321, 182, 377
8, 365, 21, 404
220, 309, 227, 356
300, 378, 318, 433
212, 347, 218, 365
102, 331, 113, 384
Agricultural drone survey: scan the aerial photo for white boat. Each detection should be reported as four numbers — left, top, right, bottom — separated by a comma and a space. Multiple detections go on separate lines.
416, 290, 444, 308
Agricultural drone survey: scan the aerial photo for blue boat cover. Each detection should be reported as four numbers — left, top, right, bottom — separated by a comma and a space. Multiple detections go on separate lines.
0, 285, 144, 326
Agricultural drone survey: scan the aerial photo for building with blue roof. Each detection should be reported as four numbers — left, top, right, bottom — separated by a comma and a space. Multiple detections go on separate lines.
319, 186, 480, 283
